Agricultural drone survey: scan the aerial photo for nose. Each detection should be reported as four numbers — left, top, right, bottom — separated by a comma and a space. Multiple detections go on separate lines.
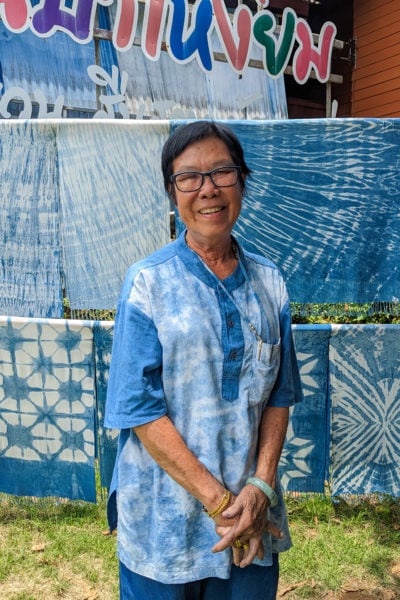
199, 173, 218, 194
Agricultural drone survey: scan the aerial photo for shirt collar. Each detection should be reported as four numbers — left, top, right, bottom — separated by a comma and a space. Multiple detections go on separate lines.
175, 230, 245, 291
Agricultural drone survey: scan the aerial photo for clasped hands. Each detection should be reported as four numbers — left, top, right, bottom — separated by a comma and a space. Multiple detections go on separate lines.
211, 485, 283, 568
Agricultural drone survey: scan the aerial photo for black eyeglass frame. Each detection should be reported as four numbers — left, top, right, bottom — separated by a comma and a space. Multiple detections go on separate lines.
169, 165, 242, 192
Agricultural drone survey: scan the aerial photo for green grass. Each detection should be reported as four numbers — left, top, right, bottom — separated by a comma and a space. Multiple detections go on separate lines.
1, 492, 399, 599
0, 494, 119, 600
279, 494, 400, 598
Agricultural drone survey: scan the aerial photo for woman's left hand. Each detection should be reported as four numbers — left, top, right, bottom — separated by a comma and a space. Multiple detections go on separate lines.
211, 484, 283, 567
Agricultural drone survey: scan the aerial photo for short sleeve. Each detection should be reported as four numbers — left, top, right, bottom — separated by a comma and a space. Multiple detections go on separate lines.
268, 299, 303, 408
104, 281, 167, 429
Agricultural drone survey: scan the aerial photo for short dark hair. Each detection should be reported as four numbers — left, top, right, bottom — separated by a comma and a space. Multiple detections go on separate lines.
161, 121, 251, 199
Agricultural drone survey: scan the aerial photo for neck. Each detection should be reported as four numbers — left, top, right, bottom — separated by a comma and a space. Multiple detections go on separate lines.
185, 232, 238, 279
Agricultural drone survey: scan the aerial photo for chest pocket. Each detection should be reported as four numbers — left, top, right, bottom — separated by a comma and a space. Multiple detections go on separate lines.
248, 338, 281, 406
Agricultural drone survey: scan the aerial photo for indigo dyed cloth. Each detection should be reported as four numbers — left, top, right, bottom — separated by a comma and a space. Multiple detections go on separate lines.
57, 121, 171, 310
93, 320, 117, 489
280, 325, 331, 493
0, 121, 63, 318
0, 317, 96, 501
173, 118, 400, 303
329, 325, 400, 497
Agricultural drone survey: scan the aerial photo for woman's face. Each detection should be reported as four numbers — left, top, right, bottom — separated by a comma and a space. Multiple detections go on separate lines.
170, 136, 244, 247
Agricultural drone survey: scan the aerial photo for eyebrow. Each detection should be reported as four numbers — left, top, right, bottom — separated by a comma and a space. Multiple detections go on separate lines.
173, 160, 235, 172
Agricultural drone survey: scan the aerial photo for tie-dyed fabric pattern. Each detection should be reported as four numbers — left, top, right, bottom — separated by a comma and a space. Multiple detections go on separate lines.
0, 316, 398, 503
329, 324, 400, 497
0, 119, 400, 318
174, 118, 400, 303
104, 232, 302, 583
57, 120, 171, 309
0, 121, 63, 318
0, 317, 96, 501
281, 324, 331, 493
1, 119, 399, 316
93, 320, 117, 489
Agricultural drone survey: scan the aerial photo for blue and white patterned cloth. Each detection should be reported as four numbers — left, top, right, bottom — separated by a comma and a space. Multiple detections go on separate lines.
0, 316, 398, 502
1, 119, 399, 316
0, 317, 96, 502
104, 231, 303, 583
175, 118, 400, 304
93, 320, 117, 489
58, 120, 171, 310
280, 324, 331, 493
329, 324, 400, 498
0, 121, 63, 318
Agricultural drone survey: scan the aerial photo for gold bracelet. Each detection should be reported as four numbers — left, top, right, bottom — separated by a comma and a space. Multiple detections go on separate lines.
207, 489, 232, 518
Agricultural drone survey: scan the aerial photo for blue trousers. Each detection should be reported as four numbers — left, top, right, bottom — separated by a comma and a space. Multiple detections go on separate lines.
120, 555, 279, 600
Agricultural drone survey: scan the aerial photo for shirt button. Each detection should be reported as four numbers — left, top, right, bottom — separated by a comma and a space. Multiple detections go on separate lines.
228, 320, 234, 328
229, 350, 237, 360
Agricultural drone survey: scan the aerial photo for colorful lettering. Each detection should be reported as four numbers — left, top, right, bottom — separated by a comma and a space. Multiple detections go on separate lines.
142, 0, 169, 60
0, 0, 29, 32
113, 0, 138, 52
167, 0, 214, 71
0, 0, 337, 85
253, 7, 296, 77
293, 19, 337, 84
31, 0, 103, 42
212, 0, 252, 73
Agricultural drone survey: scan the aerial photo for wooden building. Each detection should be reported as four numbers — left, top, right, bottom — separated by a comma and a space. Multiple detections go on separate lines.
282, 0, 400, 118
352, 0, 400, 117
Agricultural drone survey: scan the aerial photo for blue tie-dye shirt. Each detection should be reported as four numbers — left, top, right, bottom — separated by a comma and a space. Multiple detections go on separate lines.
105, 230, 302, 584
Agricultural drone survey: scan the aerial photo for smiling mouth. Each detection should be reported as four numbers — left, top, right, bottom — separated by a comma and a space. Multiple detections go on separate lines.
199, 206, 224, 215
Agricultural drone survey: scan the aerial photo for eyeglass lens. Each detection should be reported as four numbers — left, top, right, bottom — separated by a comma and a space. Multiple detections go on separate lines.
173, 167, 240, 192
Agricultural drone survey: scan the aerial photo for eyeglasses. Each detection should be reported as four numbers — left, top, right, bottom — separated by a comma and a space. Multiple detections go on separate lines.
170, 166, 241, 192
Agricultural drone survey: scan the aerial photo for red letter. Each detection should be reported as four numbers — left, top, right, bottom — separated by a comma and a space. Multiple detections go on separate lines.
0, 0, 29, 31
113, 0, 138, 51
142, 0, 169, 60
212, 0, 252, 73
293, 19, 337, 84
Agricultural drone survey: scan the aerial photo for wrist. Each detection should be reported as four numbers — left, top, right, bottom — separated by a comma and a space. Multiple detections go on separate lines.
203, 489, 232, 518
246, 476, 278, 508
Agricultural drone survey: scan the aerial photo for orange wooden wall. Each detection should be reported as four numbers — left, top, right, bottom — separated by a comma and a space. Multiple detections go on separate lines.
352, 0, 400, 116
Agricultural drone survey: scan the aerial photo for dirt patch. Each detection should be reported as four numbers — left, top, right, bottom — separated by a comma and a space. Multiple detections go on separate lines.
1, 561, 116, 600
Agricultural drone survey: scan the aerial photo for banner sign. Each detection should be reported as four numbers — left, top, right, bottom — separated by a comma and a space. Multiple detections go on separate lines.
0, 0, 337, 84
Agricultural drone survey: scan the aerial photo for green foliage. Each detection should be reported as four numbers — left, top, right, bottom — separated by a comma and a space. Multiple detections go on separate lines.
291, 302, 400, 324
63, 297, 115, 321
62, 296, 400, 325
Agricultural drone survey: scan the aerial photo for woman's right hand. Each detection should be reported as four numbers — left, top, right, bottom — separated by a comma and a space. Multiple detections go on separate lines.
212, 486, 284, 567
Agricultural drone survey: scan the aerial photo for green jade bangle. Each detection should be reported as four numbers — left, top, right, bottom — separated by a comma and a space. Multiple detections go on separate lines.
246, 476, 278, 508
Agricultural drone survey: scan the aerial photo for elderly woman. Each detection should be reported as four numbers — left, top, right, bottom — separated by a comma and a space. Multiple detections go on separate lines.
105, 121, 303, 599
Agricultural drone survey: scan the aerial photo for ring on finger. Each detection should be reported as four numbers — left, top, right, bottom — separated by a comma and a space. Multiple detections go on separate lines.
234, 539, 242, 549
242, 543, 249, 551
